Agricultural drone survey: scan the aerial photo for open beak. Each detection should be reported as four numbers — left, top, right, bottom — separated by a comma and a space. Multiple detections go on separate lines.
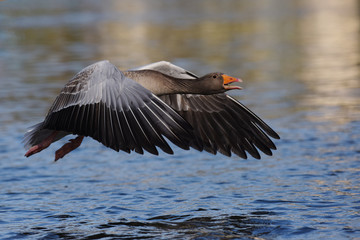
222, 74, 243, 90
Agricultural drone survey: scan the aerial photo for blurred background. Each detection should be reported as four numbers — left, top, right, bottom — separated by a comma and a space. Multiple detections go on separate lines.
0, 0, 359, 239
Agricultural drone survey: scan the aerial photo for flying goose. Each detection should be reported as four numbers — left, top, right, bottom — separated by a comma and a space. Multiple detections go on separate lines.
24, 60, 279, 161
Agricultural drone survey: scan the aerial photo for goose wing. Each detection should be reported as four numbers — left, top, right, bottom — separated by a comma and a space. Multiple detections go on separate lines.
132, 61, 199, 79
159, 93, 279, 159
25, 60, 194, 155
136, 61, 280, 159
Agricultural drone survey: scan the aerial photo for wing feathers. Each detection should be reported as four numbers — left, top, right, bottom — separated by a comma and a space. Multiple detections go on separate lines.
26, 61, 194, 155
227, 95, 280, 139
25, 60, 279, 160
159, 93, 279, 159
135, 61, 280, 159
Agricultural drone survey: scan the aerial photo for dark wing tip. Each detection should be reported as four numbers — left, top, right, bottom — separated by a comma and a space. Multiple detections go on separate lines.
160, 93, 280, 159
271, 131, 280, 140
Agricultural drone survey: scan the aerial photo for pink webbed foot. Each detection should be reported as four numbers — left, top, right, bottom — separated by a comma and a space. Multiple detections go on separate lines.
25, 131, 58, 157
54, 136, 84, 161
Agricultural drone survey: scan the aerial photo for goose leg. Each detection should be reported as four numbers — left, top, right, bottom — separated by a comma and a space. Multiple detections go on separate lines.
55, 135, 84, 161
25, 131, 58, 157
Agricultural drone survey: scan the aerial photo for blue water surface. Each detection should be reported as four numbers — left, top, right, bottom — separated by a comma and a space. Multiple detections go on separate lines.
0, 0, 359, 239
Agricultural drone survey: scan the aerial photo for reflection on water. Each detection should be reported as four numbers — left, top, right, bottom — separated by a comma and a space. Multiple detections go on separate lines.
1, 0, 359, 125
298, 0, 360, 124
0, 0, 359, 239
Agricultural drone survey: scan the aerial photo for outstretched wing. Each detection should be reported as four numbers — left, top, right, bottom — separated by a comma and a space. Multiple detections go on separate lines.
135, 61, 280, 159
25, 60, 194, 155
132, 61, 199, 79
159, 93, 279, 159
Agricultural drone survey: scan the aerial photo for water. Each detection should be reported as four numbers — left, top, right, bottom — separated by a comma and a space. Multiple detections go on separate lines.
1, 0, 359, 239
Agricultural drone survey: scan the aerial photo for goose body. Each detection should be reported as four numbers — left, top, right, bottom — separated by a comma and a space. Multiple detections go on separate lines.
24, 60, 279, 161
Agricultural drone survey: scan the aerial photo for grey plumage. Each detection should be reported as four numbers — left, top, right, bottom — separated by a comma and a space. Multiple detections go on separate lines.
136, 61, 280, 159
24, 60, 279, 159
24, 60, 193, 155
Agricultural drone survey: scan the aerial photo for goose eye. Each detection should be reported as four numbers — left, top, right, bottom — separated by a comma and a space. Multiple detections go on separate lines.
212, 75, 217, 79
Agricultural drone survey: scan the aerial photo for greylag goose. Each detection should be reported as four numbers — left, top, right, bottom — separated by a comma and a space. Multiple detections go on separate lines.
24, 60, 279, 161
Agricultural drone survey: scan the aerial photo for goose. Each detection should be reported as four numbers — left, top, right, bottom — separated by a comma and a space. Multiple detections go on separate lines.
24, 60, 279, 161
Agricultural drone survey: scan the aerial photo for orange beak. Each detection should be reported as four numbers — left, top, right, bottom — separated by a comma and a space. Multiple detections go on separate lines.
222, 74, 243, 90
